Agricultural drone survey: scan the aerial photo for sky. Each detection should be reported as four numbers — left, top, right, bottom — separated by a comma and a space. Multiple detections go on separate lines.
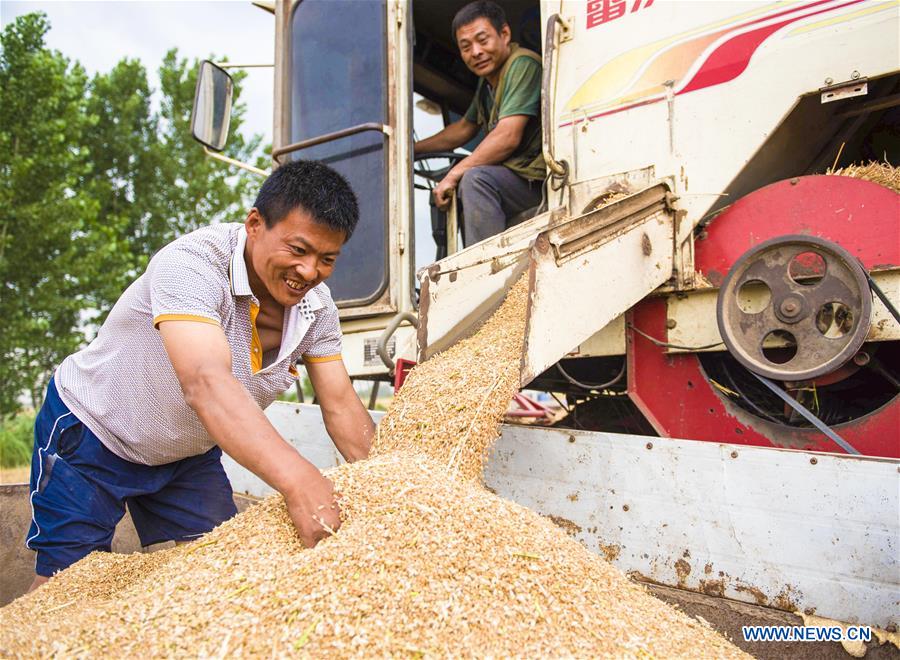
2, 0, 276, 144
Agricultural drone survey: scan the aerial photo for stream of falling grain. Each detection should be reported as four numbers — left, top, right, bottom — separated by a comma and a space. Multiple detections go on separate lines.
0, 274, 748, 659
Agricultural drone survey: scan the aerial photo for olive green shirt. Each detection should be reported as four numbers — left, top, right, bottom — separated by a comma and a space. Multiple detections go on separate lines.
464, 44, 546, 181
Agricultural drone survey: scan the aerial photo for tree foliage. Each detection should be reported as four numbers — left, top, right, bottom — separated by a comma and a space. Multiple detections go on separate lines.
0, 13, 265, 414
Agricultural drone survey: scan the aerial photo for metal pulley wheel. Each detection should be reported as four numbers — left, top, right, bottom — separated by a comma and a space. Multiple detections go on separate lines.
716, 235, 871, 381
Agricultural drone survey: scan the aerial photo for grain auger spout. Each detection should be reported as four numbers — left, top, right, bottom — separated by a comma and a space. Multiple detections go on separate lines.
416, 183, 680, 386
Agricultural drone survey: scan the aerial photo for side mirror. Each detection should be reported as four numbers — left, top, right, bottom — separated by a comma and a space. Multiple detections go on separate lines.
191, 60, 233, 152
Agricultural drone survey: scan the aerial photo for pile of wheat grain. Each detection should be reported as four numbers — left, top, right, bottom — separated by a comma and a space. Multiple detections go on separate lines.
0, 275, 747, 658
828, 160, 899, 192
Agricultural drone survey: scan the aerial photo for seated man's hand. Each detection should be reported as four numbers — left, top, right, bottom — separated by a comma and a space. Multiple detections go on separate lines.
283, 467, 342, 548
434, 171, 461, 211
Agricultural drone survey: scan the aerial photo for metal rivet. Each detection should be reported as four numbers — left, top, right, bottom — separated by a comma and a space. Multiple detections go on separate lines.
824, 77, 833, 85
790, 178, 799, 185
730, 451, 738, 459
646, 442, 653, 450
666, 318, 677, 329
622, 505, 630, 512
851, 70, 860, 80
810, 457, 818, 465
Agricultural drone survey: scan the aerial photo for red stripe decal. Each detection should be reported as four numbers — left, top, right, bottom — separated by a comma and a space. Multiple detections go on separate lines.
560, 0, 867, 127
679, 0, 866, 96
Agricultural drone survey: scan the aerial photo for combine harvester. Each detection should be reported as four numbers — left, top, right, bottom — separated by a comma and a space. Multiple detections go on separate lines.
3, 0, 896, 655
192, 0, 899, 652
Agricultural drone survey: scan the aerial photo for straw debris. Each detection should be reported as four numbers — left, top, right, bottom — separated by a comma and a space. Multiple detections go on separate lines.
828, 160, 900, 192
0, 274, 747, 658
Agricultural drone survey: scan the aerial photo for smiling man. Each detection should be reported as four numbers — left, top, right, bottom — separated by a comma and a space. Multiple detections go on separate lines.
414, 0, 545, 246
25, 160, 374, 591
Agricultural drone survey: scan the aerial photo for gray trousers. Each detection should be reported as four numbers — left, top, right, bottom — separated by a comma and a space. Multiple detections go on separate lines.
457, 165, 543, 246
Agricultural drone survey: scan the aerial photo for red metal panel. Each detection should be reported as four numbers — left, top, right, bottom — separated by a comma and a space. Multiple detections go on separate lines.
696, 176, 900, 287
627, 299, 900, 457
628, 176, 900, 457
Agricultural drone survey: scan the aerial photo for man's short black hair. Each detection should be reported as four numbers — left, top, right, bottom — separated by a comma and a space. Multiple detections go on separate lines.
253, 160, 359, 240
451, 0, 508, 43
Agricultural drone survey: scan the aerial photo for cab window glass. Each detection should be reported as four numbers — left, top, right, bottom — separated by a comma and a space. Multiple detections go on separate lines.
290, 0, 387, 305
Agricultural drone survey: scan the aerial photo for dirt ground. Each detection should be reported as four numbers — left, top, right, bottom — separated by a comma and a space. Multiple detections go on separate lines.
0, 466, 30, 485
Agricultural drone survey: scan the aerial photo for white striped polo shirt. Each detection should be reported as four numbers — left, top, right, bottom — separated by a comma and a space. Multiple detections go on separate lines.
55, 223, 343, 465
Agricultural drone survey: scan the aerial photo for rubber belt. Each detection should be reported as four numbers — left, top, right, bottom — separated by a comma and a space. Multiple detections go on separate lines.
749, 372, 861, 455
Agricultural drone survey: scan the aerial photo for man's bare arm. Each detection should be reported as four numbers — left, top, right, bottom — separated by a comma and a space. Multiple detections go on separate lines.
158, 320, 339, 547
305, 359, 374, 462
433, 114, 530, 209
413, 117, 480, 156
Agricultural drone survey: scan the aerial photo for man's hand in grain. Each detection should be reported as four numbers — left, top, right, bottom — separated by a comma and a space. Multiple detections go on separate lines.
284, 468, 341, 548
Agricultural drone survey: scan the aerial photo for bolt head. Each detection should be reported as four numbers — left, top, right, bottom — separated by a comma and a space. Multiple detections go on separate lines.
780, 299, 800, 316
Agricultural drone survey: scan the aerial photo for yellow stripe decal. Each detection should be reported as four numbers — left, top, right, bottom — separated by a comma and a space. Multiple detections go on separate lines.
154, 314, 220, 328
249, 302, 262, 374
302, 354, 343, 364
789, 1, 897, 35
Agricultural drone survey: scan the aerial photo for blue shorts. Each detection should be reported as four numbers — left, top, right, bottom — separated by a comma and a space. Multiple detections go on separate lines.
27, 378, 238, 577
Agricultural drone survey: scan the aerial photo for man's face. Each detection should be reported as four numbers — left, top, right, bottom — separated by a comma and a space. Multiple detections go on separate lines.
456, 17, 511, 81
244, 206, 345, 307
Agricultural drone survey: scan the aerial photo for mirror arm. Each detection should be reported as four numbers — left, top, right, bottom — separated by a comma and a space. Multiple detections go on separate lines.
202, 146, 269, 178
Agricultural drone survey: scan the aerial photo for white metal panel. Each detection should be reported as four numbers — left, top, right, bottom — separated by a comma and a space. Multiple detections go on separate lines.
552, 0, 900, 226
340, 324, 417, 377
222, 402, 383, 496
523, 209, 674, 381
232, 402, 899, 628
666, 269, 900, 351
570, 313, 626, 357
488, 425, 899, 629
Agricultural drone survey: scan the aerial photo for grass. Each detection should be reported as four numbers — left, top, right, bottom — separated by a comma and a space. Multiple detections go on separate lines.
0, 410, 35, 469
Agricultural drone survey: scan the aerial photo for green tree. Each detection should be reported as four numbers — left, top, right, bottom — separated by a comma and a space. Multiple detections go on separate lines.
80, 51, 264, 319
0, 13, 99, 412
0, 13, 266, 414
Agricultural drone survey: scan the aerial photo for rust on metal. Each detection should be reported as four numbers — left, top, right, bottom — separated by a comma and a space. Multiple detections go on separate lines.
773, 585, 802, 612
700, 579, 726, 598
547, 515, 582, 537
599, 543, 621, 562
735, 584, 769, 606
415, 276, 430, 363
